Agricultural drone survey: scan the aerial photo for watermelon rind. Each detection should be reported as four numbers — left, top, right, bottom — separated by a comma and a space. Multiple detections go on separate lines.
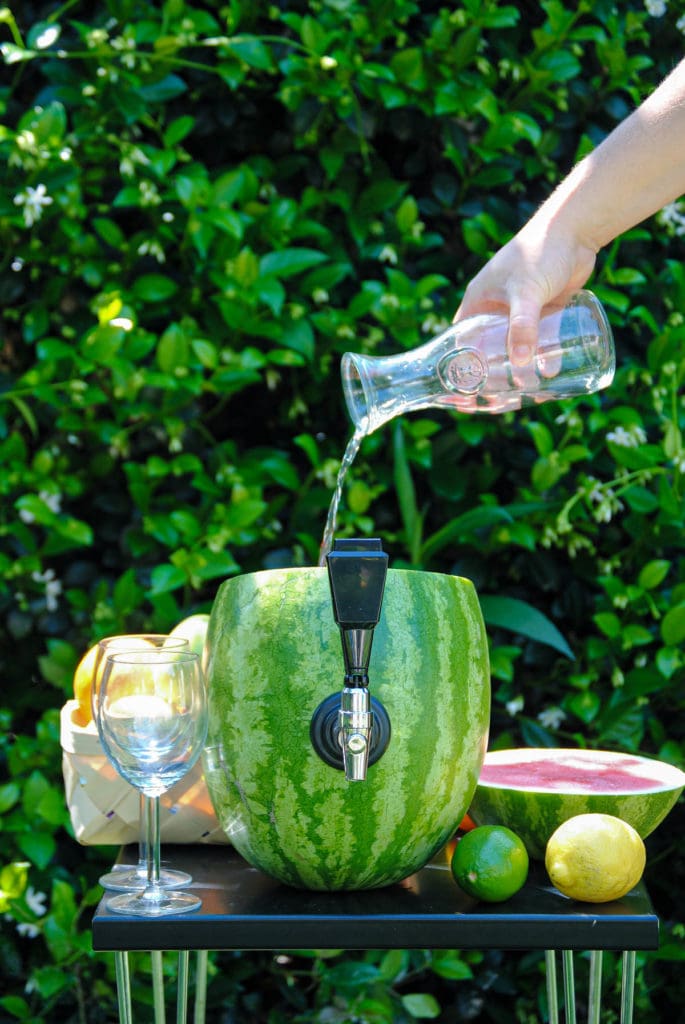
469, 747, 685, 859
203, 566, 490, 890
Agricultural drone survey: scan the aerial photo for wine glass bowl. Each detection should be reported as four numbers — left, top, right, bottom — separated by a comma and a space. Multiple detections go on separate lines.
97, 648, 208, 917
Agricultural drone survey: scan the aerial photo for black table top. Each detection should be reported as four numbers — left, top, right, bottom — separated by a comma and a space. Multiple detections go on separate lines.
91, 844, 659, 953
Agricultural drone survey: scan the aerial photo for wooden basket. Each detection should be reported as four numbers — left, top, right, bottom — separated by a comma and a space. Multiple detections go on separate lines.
60, 700, 229, 845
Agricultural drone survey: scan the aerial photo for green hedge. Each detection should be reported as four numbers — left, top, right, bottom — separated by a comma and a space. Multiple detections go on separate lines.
1, 0, 685, 1020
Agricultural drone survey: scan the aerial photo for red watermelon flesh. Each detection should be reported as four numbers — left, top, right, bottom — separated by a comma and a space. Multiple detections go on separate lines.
469, 748, 685, 859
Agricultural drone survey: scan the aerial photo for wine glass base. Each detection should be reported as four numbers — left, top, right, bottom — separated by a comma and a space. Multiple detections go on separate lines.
99, 866, 193, 891
107, 888, 201, 917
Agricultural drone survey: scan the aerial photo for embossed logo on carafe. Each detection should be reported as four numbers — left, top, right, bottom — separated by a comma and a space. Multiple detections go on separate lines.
437, 348, 487, 395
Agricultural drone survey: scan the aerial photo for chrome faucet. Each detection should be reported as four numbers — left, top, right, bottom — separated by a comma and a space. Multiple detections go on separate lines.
324, 538, 389, 781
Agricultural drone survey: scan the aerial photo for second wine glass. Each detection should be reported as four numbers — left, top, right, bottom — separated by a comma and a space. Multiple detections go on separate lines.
97, 647, 208, 916
92, 635, 192, 893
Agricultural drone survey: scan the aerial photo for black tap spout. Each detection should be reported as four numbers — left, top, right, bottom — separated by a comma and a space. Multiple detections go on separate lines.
326, 538, 388, 780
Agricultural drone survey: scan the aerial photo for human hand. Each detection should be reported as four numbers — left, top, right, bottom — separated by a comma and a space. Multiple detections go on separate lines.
454, 218, 597, 366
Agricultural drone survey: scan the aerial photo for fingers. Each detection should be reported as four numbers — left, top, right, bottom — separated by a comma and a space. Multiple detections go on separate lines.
506, 296, 543, 366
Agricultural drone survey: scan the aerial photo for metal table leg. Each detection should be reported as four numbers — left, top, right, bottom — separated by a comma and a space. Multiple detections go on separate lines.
621, 950, 637, 1024
194, 950, 208, 1024
152, 950, 166, 1024
545, 950, 559, 1024
176, 951, 190, 1024
588, 950, 603, 1024
562, 950, 577, 1024
114, 951, 133, 1024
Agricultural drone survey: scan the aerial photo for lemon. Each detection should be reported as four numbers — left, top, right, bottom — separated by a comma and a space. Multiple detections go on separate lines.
72, 636, 155, 724
73, 643, 100, 725
545, 813, 646, 903
451, 824, 529, 903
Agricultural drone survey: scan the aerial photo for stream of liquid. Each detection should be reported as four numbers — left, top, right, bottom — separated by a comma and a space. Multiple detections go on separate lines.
318, 425, 366, 565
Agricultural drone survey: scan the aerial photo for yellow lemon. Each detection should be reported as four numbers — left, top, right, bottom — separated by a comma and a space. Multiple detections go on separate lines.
545, 813, 646, 903
73, 643, 100, 725
73, 636, 155, 724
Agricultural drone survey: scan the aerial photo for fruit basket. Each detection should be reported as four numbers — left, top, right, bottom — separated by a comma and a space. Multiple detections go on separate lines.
60, 700, 229, 846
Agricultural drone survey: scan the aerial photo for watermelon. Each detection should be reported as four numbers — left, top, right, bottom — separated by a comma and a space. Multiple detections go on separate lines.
469, 747, 685, 859
202, 566, 490, 890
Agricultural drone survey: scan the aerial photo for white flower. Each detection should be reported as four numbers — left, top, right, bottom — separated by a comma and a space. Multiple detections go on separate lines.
645, 0, 667, 15
25, 888, 47, 917
31, 569, 62, 611
606, 424, 647, 448
537, 706, 566, 730
19, 489, 62, 523
505, 695, 524, 716
16, 921, 40, 938
658, 202, 685, 236
678, 13, 685, 33
378, 245, 398, 265
13, 887, 47, 938
139, 180, 161, 206
13, 183, 53, 227
137, 239, 165, 263
86, 28, 108, 47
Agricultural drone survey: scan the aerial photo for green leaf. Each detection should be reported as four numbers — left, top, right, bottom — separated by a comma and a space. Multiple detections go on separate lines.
81, 325, 126, 362
157, 324, 190, 373
226, 35, 275, 71
133, 274, 179, 302
17, 831, 55, 869
393, 422, 422, 565
0, 996, 30, 1018
593, 611, 622, 639
260, 248, 327, 278
0, 782, 20, 813
421, 507, 512, 562
164, 114, 196, 147
479, 595, 574, 658
401, 992, 441, 1019
324, 961, 381, 991
661, 605, 685, 647
149, 564, 188, 595
638, 559, 671, 590
431, 952, 473, 980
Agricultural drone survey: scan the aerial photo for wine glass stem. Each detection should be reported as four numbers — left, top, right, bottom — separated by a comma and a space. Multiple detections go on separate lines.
138, 791, 148, 873
146, 793, 162, 889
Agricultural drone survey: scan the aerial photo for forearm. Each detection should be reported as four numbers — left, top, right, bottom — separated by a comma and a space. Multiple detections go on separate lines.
536, 57, 685, 252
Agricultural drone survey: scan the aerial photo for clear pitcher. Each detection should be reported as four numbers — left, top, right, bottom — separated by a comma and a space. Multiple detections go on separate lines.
342, 290, 615, 434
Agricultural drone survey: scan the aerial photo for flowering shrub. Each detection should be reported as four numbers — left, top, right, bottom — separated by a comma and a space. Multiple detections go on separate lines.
1, 0, 685, 1021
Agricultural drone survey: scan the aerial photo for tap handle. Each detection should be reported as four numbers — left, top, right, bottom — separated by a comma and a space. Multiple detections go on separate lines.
326, 538, 388, 632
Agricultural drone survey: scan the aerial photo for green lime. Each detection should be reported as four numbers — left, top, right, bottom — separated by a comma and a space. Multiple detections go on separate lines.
451, 824, 529, 903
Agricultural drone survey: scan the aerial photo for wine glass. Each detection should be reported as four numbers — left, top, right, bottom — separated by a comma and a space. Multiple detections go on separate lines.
92, 634, 193, 892
97, 648, 208, 916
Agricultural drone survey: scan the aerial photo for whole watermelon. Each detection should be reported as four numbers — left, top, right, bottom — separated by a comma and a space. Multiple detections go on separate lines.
203, 566, 490, 890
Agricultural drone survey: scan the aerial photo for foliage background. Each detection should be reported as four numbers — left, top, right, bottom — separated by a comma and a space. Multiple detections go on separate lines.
2, 0, 685, 1020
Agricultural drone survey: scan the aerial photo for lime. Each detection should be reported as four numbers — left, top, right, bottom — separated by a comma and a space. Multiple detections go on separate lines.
451, 824, 529, 902
545, 813, 646, 903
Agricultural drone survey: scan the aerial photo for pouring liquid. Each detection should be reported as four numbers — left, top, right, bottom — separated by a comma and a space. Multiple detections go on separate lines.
318, 424, 366, 565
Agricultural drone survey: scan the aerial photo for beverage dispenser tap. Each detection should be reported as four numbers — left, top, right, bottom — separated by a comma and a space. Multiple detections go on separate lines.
310, 538, 389, 781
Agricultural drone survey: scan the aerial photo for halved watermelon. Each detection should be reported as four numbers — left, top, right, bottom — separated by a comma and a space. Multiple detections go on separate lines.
469, 747, 685, 859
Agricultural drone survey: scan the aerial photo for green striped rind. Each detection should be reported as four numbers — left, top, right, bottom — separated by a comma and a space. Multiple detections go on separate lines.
202, 567, 490, 890
470, 772, 684, 860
